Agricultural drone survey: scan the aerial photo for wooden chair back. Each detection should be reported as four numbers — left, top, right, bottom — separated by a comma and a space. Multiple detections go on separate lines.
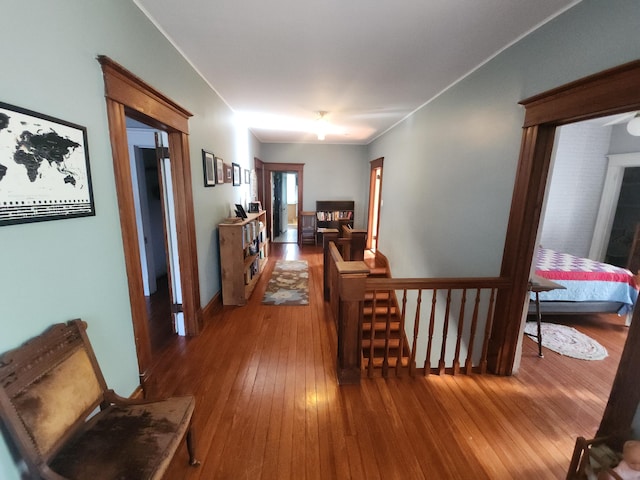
0, 320, 107, 472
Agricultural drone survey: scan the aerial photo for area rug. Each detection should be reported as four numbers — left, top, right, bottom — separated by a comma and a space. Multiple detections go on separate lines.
262, 260, 309, 305
523, 321, 608, 360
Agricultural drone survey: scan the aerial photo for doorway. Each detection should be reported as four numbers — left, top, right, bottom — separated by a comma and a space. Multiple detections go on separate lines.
272, 172, 299, 243
367, 157, 384, 251
127, 126, 175, 355
99, 56, 201, 394
263, 163, 304, 245
489, 60, 640, 379
484, 59, 640, 444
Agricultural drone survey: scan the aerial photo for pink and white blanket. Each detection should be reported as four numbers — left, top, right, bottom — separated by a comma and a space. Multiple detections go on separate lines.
533, 247, 639, 313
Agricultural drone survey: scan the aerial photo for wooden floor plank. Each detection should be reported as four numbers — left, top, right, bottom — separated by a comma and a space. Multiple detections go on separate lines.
158, 244, 626, 479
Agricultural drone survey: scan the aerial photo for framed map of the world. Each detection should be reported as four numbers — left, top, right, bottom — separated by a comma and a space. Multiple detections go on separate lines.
0, 102, 95, 226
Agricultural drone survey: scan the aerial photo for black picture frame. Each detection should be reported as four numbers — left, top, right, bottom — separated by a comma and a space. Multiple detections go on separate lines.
215, 157, 224, 184
0, 101, 95, 227
232, 162, 241, 186
202, 149, 215, 187
235, 203, 248, 219
248, 201, 261, 213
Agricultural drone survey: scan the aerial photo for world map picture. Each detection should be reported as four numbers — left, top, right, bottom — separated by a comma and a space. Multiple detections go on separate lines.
0, 102, 94, 226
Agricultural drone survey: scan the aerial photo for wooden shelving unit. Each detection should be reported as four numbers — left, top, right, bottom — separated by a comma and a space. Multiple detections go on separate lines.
219, 210, 269, 305
316, 201, 354, 242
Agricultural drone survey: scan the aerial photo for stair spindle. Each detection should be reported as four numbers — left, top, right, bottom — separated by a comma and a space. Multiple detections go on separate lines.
410, 290, 422, 377
424, 289, 437, 375
368, 291, 377, 378
396, 289, 408, 377
382, 290, 393, 377
464, 289, 482, 374
480, 288, 498, 375
438, 289, 452, 375
452, 289, 467, 375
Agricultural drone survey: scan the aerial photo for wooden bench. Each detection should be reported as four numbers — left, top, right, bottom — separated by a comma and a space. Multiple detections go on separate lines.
0, 319, 198, 479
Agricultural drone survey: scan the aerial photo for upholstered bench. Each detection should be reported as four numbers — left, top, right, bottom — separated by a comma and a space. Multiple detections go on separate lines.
0, 319, 198, 479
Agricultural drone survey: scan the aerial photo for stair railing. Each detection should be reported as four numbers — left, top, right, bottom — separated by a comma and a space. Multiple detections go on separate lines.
324, 241, 510, 384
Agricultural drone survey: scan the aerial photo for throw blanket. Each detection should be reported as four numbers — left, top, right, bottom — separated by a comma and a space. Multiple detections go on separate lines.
533, 247, 639, 313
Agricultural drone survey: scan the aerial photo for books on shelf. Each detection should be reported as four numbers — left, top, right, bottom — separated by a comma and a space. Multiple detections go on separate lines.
316, 210, 353, 221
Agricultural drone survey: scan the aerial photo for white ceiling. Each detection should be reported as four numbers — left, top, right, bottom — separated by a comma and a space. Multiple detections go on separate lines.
134, 0, 582, 145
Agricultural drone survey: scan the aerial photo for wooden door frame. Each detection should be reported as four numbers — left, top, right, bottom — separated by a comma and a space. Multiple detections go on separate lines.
263, 163, 304, 244
366, 157, 384, 250
489, 60, 640, 377
254, 157, 265, 208
98, 56, 202, 388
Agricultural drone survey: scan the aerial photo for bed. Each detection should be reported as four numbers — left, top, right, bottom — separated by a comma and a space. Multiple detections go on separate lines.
529, 247, 640, 319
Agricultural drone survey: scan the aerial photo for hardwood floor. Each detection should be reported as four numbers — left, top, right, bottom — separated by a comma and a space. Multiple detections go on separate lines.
153, 244, 628, 479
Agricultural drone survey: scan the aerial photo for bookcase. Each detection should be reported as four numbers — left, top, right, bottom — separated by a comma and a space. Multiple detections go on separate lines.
218, 210, 269, 305
316, 200, 354, 234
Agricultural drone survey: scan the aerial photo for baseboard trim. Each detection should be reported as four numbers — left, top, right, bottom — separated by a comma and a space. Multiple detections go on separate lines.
201, 291, 222, 324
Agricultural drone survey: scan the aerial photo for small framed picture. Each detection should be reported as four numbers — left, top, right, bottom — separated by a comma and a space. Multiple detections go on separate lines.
223, 162, 232, 183
215, 157, 224, 184
202, 150, 215, 187
244, 169, 250, 184
232, 162, 241, 186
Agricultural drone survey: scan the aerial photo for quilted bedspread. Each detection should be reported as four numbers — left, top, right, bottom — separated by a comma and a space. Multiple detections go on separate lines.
533, 247, 639, 313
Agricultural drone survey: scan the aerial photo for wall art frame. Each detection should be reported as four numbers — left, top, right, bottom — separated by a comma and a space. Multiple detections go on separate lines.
232, 162, 241, 186
215, 156, 224, 184
202, 149, 215, 187
224, 162, 232, 183
0, 101, 95, 227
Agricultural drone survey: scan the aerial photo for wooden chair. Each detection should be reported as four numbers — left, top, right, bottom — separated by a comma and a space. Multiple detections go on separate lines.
566, 436, 625, 480
0, 319, 199, 479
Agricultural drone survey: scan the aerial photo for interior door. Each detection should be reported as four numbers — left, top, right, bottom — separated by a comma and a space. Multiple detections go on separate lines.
155, 133, 184, 335
367, 157, 384, 251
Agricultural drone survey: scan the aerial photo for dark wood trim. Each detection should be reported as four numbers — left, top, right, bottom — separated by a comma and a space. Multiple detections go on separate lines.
99, 56, 201, 393
597, 305, 640, 445
98, 56, 192, 133
521, 60, 640, 127
167, 131, 202, 334
263, 162, 304, 244
104, 97, 152, 379
254, 157, 265, 207
490, 57, 640, 388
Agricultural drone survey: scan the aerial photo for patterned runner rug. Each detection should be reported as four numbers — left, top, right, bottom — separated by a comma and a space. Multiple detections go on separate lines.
524, 321, 608, 360
262, 260, 309, 305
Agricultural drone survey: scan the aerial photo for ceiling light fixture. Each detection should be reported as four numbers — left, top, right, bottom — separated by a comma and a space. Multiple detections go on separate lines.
316, 111, 328, 141
627, 113, 640, 136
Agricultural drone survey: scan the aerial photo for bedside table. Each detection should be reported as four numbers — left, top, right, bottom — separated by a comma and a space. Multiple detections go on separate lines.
528, 274, 566, 357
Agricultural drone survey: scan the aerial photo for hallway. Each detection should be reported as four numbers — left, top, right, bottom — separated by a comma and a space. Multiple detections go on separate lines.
152, 243, 624, 479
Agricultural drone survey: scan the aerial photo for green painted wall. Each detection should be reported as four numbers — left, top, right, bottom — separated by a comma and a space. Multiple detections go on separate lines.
0, 2, 259, 478
1, 0, 640, 477
260, 143, 370, 227
367, 0, 640, 279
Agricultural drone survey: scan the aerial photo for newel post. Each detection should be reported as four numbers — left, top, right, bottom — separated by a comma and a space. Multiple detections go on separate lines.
336, 261, 369, 385
341, 226, 367, 261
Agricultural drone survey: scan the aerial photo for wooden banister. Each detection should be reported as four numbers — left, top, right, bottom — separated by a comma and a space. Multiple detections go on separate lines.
324, 240, 510, 382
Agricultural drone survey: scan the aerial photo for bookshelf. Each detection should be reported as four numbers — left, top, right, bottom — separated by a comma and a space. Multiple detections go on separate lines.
315, 201, 354, 239
218, 210, 269, 305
